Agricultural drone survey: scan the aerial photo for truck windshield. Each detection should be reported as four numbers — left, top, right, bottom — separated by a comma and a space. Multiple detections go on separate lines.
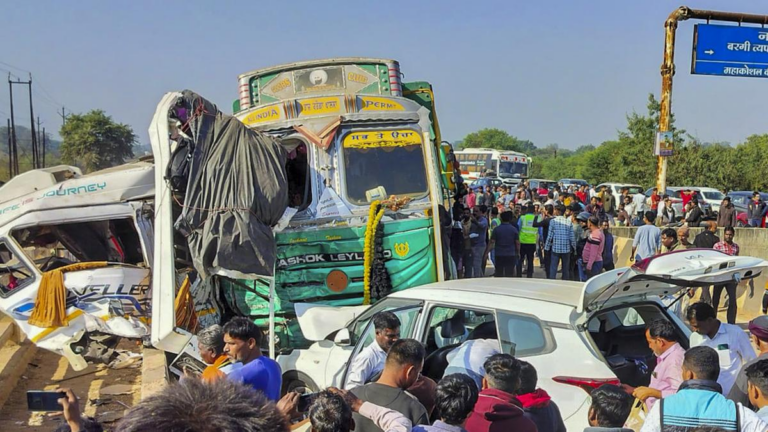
342, 130, 428, 206
499, 161, 527, 178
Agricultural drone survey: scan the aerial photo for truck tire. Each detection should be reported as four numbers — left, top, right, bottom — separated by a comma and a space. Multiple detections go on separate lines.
281, 370, 319, 396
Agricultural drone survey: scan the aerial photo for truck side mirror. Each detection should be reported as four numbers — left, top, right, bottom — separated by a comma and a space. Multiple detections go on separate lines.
334, 328, 351, 346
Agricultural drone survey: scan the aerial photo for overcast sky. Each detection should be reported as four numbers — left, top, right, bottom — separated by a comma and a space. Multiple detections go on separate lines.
1, 0, 767, 149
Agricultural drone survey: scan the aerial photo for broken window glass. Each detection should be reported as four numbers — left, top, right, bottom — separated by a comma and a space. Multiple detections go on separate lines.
11, 219, 145, 272
0, 242, 33, 297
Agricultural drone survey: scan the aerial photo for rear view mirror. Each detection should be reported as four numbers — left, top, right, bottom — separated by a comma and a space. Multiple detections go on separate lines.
334, 328, 351, 346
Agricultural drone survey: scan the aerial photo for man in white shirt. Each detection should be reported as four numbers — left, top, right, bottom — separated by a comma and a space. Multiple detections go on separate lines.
344, 312, 401, 390
633, 191, 647, 225
687, 302, 756, 395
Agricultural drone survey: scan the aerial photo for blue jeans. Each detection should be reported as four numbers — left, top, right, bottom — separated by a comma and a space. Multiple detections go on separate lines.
750, 218, 762, 227
578, 259, 604, 281
548, 251, 571, 280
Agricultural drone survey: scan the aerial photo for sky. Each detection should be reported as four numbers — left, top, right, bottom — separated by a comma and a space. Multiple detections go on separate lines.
1, 1, 767, 150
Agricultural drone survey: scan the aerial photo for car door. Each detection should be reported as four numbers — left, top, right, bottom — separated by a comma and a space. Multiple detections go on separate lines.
336, 298, 424, 388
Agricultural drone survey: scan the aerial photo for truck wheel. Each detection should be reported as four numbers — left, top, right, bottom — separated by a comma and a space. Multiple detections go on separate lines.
282, 370, 319, 396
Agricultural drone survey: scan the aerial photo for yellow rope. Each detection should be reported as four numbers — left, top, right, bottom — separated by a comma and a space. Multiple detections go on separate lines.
363, 201, 381, 305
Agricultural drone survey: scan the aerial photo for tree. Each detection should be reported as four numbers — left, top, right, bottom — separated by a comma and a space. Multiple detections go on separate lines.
458, 128, 534, 153
60, 110, 135, 172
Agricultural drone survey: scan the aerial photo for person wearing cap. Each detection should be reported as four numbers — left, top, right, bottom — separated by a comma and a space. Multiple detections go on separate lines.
727, 315, 768, 409
677, 225, 693, 249
630, 211, 661, 262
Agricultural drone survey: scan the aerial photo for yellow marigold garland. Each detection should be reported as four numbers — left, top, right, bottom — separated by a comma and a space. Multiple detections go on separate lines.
363, 201, 380, 305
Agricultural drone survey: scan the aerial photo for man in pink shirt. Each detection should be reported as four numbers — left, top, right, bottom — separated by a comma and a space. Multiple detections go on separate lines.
624, 319, 684, 410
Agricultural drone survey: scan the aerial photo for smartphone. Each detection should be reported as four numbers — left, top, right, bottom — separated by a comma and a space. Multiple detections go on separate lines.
27, 390, 66, 412
297, 392, 318, 412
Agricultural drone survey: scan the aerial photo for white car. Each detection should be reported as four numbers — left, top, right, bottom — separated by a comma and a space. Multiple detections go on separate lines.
691, 187, 726, 214
596, 182, 644, 197
277, 250, 766, 430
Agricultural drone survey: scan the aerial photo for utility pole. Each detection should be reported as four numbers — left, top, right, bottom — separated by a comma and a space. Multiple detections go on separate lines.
27, 74, 38, 169
59, 106, 67, 126
6, 118, 12, 178
42, 127, 46, 168
37, 116, 42, 167
657, 6, 768, 193
8, 74, 18, 177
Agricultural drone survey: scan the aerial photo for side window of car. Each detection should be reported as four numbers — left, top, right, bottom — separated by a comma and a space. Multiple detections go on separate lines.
0, 241, 34, 298
496, 312, 554, 357
425, 307, 495, 352
613, 307, 646, 327
357, 306, 421, 349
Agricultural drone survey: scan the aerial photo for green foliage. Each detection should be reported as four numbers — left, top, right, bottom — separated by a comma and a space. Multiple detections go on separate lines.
59, 110, 135, 173
458, 92, 768, 191
0, 126, 62, 181
457, 128, 534, 153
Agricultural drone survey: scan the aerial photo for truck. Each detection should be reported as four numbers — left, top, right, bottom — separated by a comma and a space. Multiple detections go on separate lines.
454, 148, 530, 186
0, 58, 459, 373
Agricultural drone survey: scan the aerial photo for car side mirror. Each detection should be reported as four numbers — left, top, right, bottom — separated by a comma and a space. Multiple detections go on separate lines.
334, 328, 351, 346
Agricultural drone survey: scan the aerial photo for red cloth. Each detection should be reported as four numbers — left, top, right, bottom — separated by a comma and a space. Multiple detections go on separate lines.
651, 193, 661, 210
465, 388, 537, 432
681, 191, 694, 208
575, 191, 587, 204
516, 388, 552, 409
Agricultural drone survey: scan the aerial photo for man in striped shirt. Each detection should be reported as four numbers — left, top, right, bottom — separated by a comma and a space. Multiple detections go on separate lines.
713, 226, 740, 324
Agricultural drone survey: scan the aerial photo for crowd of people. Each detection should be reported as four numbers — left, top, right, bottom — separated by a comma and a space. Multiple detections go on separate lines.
451, 181, 625, 281
53, 301, 768, 432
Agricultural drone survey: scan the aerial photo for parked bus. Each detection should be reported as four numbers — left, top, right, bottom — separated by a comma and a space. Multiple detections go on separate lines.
454, 148, 530, 186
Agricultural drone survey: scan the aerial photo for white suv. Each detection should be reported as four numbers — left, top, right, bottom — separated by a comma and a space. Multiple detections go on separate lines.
277, 250, 766, 430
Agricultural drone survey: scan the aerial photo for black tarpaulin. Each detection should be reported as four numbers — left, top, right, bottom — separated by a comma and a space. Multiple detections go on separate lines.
172, 91, 288, 278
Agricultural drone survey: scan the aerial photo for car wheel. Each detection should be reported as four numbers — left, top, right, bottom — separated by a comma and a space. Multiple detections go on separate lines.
282, 370, 320, 396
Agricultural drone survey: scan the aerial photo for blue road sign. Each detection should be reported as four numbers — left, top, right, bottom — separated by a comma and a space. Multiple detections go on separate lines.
692, 24, 768, 78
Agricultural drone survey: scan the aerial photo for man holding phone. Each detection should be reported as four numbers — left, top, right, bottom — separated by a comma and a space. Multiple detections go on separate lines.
26, 388, 102, 432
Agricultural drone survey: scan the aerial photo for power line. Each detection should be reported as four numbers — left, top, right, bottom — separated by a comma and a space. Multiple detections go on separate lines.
0, 60, 31, 74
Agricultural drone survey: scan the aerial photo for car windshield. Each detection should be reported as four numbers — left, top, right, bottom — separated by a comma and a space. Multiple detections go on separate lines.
498, 161, 527, 178
703, 191, 725, 201
342, 130, 428, 205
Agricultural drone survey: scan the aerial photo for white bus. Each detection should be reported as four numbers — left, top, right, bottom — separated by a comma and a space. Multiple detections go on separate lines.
454, 148, 530, 185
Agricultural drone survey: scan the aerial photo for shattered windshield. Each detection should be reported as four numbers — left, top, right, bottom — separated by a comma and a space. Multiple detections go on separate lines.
12, 219, 145, 272
342, 129, 428, 205
498, 161, 527, 178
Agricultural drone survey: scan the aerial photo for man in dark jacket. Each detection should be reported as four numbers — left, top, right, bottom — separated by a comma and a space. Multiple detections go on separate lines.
748, 192, 767, 227
585, 384, 632, 432
717, 197, 737, 228
693, 220, 720, 303
517, 361, 566, 432
465, 354, 537, 432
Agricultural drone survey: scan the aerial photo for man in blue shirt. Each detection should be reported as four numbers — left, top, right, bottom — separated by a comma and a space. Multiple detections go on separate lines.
223, 317, 282, 401
630, 211, 661, 262
544, 204, 576, 280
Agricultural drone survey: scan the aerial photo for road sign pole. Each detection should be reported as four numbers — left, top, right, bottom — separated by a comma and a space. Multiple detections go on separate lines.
657, 8, 684, 194
657, 6, 768, 194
